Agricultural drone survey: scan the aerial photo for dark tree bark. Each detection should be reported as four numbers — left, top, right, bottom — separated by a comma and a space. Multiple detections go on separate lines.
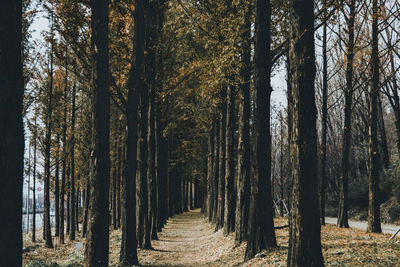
279, 112, 285, 217
212, 118, 220, 224
55, 135, 61, 236
32, 117, 38, 243
367, 0, 382, 234
43, 10, 55, 248
60, 60, 68, 244
43, 173, 46, 241
70, 84, 77, 241
223, 85, 236, 236
82, 179, 90, 238
85, 0, 111, 265
148, 85, 158, 240
117, 137, 122, 228
337, 0, 355, 229
207, 124, 215, 221
319, 0, 328, 226
66, 168, 70, 235
286, 50, 293, 217
184, 179, 187, 211
120, 0, 144, 264
235, 2, 251, 245
157, 136, 169, 230
0, 1, 24, 264
217, 88, 227, 230
287, 0, 324, 265
76, 182, 80, 233
185, 179, 189, 210
137, 84, 151, 248
112, 140, 117, 230
245, 0, 276, 260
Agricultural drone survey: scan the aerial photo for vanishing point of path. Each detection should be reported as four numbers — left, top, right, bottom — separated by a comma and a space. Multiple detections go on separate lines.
139, 209, 236, 267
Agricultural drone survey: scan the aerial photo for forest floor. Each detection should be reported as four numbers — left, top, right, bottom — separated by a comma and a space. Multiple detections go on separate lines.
23, 209, 400, 266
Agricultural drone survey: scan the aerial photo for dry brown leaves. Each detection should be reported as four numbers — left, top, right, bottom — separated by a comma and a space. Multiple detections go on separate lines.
23, 213, 400, 266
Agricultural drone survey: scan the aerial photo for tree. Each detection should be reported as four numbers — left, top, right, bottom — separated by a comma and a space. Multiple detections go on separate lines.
119, 0, 145, 264
31, 115, 38, 243
337, 0, 356, 229
245, 0, 277, 260
223, 84, 236, 236
0, 1, 24, 265
60, 56, 68, 243
235, 1, 252, 246
43, 7, 55, 248
69, 83, 77, 241
287, 0, 324, 265
216, 87, 226, 230
319, 0, 328, 226
85, 0, 111, 265
367, 0, 382, 234
55, 134, 61, 237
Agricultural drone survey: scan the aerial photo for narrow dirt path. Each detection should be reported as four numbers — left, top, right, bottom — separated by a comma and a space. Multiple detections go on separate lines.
138, 209, 236, 267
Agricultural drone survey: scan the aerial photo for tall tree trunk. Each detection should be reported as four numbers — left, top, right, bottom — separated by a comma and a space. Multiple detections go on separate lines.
280, 112, 285, 217
117, 137, 122, 228
85, 0, 111, 265
32, 117, 38, 243
69, 83, 76, 241
112, 140, 117, 230
319, 0, 328, 226
120, 0, 144, 263
148, 85, 158, 240
217, 88, 227, 229
245, 0, 277, 260
337, 0, 355, 229
55, 135, 61, 236
159, 137, 169, 229
76, 183, 80, 233
0, 1, 23, 265
207, 124, 215, 220
286, 50, 293, 218
181, 178, 185, 212
235, 2, 251, 245
190, 178, 193, 210
212, 119, 220, 224
155, 112, 165, 231
287, 0, 324, 265
43, 10, 55, 248
367, 0, 382, 234
137, 86, 151, 248
185, 179, 189, 211
66, 170, 70, 235
82, 179, 90, 238
224, 85, 236, 236
60, 58, 68, 244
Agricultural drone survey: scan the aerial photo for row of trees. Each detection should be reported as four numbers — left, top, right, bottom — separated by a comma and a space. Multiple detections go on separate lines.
201, 0, 324, 263
2, 0, 399, 266
201, 0, 399, 264
19, 0, 203, 266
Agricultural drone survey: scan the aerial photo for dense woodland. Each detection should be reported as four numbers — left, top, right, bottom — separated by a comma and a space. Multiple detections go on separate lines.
1, 0, 400, 266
